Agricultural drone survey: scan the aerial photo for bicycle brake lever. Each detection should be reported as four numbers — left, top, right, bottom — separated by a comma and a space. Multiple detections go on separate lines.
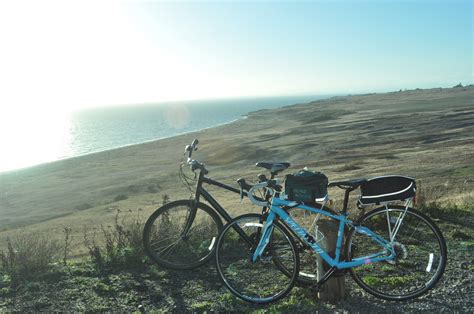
237, 178, 247, 202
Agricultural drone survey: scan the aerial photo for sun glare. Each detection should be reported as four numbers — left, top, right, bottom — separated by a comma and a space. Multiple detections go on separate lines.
0, 1, 218, 115
0, 1, 207, 171
0, 107, 72, 172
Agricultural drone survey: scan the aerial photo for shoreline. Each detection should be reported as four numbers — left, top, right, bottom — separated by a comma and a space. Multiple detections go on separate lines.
1, 86, 471, 176
0, 94, 334, 176
1, 86, 471, 178
0, 116, 244, 176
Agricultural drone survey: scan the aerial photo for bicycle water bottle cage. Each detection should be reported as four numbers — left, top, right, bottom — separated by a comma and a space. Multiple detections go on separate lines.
256, 162, 291, 175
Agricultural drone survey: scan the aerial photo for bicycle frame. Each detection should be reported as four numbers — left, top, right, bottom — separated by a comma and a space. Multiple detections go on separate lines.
195, 174, 242, 224
253, 196, 396, 269
182, 170, 267, 245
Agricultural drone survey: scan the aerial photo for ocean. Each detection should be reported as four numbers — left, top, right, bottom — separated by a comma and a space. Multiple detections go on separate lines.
0, 95, 331, 173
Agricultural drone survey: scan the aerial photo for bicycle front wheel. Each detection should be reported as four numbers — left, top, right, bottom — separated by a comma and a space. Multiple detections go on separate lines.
143, 200, 222, 270
215, 214, 299, 304
346, 205, 447, 301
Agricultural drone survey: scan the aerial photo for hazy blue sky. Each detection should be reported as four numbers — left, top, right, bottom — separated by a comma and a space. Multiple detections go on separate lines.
0, 0, 472, 112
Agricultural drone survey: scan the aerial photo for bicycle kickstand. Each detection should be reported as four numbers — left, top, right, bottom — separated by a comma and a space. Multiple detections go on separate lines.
310, 266, 338, 293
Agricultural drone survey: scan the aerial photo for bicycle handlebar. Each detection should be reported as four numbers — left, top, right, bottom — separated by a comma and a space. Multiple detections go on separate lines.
185, 138, 199, 160
184, 139, 209, 174
247, 182, 270, 207
247, 179, 281, 207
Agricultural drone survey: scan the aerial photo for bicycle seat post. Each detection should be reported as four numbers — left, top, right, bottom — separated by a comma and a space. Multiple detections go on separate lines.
342, 187, 355, 215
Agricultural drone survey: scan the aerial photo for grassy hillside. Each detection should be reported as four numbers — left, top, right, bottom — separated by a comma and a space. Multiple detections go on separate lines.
0, 86, 473, 311
1, 87, 472, 247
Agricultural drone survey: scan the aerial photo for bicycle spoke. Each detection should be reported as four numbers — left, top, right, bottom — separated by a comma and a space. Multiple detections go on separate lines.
348, 206, 446, 301
216, 214, 299, 304
157, 238, 182, 255
143, 201, 221, 269
407, 221, 422, 240
148, 234, 178, 247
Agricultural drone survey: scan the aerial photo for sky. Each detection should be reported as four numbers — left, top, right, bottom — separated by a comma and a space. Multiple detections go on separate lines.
0, 0, 472, 114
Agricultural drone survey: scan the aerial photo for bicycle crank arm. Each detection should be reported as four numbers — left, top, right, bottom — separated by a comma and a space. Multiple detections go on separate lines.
309, 266, 338, 293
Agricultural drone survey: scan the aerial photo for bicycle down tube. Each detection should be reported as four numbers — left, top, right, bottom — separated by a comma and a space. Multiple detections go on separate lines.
182, 170, 264, 246
252, 197, 395, 269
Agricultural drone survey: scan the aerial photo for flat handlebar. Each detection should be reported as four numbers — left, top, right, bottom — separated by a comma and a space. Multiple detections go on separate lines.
185, 138, 199, 160
184, 139, 208, 174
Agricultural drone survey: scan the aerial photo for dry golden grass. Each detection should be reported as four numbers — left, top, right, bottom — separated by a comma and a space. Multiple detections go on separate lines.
0, 86, 473, 256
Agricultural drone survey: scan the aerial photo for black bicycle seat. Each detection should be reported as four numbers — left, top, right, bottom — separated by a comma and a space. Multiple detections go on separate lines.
328, 178, 367, 189
256, 162, 291, 174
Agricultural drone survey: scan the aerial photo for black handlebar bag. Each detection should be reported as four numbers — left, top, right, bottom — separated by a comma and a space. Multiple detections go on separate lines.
359, 175, 416, 205
285, 170, 328, 203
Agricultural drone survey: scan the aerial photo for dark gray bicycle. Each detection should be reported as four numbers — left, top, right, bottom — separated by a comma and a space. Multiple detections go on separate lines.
142, 139, 332, 285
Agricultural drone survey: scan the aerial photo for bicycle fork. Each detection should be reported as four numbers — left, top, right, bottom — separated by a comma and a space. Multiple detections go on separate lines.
180, 199, 199, 239
251, 211, 276, 262
180, 172, 204, 239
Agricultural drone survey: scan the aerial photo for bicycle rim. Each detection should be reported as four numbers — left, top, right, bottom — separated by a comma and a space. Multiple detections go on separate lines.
215, 214, 299, 304
346, 206, 447, 301
143, 200, 222, 270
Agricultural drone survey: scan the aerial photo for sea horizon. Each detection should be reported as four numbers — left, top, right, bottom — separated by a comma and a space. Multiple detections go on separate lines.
0, 94, 335, 174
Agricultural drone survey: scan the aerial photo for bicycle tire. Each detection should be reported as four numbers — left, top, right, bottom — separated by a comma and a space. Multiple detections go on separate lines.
345, 205, 447, 301
143, 199, 223, 270
215, 213, 300, 304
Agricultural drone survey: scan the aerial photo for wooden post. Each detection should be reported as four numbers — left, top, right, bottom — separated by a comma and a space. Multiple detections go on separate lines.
315, 219, 346, 303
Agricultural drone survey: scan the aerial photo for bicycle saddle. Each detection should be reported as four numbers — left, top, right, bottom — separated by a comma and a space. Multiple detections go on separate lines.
256, 162, 291, 174
328, 178, 367, 189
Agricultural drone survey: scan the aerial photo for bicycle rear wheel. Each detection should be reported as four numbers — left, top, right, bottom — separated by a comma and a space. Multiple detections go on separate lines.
346, 205, 447, 301
143, 200, 222, 270
215, 213, 299, 304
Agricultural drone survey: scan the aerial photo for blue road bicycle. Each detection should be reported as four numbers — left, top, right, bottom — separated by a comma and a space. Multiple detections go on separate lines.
215, 178, 447, 304
143, 140, 335, 285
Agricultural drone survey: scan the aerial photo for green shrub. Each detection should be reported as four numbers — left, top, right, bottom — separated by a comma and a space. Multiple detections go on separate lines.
451, 230, 471, 240
83, 210, 146, 272
0, 233, 61, 283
